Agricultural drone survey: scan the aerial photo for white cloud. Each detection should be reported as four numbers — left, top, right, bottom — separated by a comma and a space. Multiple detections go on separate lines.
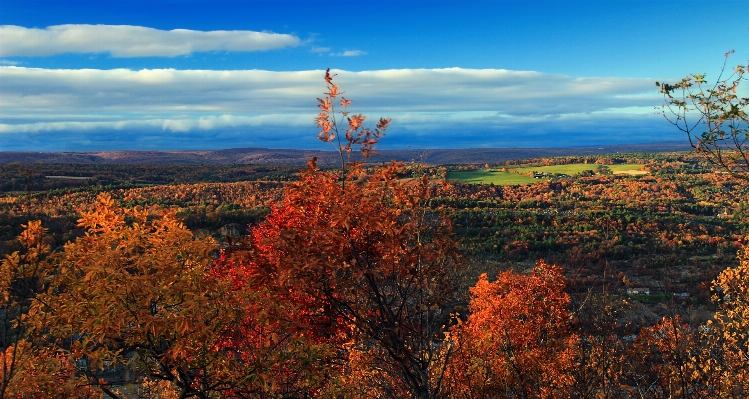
331, 50, 366, 57
0, 114, 312, 133
0, 59, 20, 65
0, 66, 671, 150
310, 46, 331, 53
0, 25, 301, 57
593, 106, 657, 115
0, 67, 657, 116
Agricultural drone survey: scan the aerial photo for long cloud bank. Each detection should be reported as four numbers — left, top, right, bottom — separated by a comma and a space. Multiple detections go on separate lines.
0, 25, 300, 57
0, 67, 674, 151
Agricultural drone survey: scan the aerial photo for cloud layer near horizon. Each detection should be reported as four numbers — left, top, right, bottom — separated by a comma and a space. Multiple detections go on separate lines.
0, 66, 673, 151
0, 25, 301, 57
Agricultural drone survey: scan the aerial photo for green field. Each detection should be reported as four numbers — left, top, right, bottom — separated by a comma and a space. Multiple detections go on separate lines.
448, 163, 646, 185
511, 163, 645, 174
446, 171, 537, 185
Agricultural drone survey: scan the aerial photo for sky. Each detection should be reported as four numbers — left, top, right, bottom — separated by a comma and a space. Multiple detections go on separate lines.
0, 0, 747, 152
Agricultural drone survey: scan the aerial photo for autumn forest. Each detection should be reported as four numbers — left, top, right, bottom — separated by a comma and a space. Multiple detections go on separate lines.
1, 67, 749, 399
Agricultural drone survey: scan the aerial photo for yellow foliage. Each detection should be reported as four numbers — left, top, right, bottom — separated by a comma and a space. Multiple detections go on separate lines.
36, 193, 235, 397
710, 243, 749, 392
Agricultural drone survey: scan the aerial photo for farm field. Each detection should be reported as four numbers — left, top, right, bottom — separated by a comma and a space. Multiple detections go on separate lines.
511, 163, 645, 175
448, 163, 646, 185
446, 170, 537, 185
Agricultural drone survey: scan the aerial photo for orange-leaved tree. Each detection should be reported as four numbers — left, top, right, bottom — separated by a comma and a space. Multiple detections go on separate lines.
1, 221, 91, 398
215, 69, 462, 399
34, 194, 250, 399
316, 68, 390, 170
445, 261, 577, 399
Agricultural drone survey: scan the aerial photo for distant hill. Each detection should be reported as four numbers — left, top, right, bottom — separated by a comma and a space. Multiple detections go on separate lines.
0, 142, 694, 165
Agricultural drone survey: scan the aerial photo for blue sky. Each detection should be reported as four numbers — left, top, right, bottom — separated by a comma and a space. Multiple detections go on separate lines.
1, 0, 747, 151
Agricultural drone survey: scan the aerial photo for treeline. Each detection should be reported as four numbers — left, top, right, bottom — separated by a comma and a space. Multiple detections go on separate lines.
497, 152, 710, 169
0, 163, 301, 192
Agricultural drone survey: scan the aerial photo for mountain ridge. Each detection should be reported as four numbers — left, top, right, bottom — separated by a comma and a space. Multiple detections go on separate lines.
0, 142, 694, 165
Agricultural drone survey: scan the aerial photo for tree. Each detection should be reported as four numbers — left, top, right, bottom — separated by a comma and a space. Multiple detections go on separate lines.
626, 315, 720, 399
209, 244, 342, 399
657, 51, 749, 180
444, 261, 577, 398
706, 244, 749, 396
36, 194, 243, 399
316, 68, 391, 170
216, 70, 462, 399
1, 221, 91, 398
658, 51, 749, 394
659, 52, 749, 396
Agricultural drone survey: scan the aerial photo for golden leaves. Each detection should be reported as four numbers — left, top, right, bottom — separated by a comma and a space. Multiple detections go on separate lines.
31, 195, 238, 396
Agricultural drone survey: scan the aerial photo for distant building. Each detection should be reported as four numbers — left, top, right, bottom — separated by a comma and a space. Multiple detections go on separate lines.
627, 287, 650, 295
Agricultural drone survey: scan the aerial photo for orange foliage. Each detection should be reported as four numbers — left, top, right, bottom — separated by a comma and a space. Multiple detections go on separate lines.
1, 221, 94, 398
35, 193, 240, 397
446, 261, 576, 398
